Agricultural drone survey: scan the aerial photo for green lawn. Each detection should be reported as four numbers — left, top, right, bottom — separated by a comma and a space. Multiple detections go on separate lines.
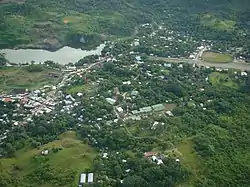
66, 85, 86, 95
0, 131, 97, 187
209, 72, 240, 89
202, 51, 233, 63
0, 66, 62, 93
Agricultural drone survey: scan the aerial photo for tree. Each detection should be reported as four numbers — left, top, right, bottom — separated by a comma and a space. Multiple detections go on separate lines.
122, 175, 149, 187
0, 53, 8, 66
5, 143, 15, 157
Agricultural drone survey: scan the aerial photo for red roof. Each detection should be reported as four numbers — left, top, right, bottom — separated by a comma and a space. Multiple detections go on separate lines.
3, 98, 14, 102
144, 152, 157, 157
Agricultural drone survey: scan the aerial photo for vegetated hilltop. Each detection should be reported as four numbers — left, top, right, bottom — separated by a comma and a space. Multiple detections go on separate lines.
1, 0, 250, 53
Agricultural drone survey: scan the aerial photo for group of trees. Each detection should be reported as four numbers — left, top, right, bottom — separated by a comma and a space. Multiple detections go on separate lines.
0, 53, 8, 66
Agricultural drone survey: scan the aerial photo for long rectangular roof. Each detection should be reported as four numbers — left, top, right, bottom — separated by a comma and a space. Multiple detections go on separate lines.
88, 173, 94, 183
80, 173, 86, 184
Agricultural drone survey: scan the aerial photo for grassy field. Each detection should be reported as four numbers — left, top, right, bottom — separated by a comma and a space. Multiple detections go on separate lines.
0, 131, 97, 187
209, 72, 240, 89
177, 139, 203, 186
202, 51, 233, 63
200, 14, 236, 31
66, 85, 86, 95
0, 66, 61, 93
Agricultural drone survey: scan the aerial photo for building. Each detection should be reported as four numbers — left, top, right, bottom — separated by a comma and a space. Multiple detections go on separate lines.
139, 106, 152, 113
2, 98, 14, 103
88, 173, 94, 183
152, 104, 165, 112
144, 152, 157, 157
41, 150, 49, 155
106, 98, 116, 105
79, 173, 86, 184
116, 107, 123, 113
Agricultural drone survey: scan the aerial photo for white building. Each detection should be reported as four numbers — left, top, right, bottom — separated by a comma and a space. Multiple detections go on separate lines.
87, 173, 94, 183
116, 107, 123, 113
80, 173, 86, 184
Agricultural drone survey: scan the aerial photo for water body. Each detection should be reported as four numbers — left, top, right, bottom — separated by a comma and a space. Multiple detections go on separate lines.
0, 44, 105, 65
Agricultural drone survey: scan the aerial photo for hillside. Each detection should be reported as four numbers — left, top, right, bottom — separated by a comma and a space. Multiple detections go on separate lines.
1, 0, 250, 53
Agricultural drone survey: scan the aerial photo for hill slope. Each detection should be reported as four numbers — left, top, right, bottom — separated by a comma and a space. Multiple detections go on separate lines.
1, 0, 250, 50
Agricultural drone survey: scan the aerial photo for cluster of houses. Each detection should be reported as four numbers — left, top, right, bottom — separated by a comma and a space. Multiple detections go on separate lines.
144, 151, 180, 165
1, 87, 57, 118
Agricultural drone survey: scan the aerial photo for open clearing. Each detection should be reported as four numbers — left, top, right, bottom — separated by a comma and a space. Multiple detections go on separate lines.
202, 51, 233, 63
177, 139, 203, 186
66, 85, 86, 95
0, 131, 97, 186
200, 14, 236, 31
209, 72, 241, 89
0, 66, 61, 93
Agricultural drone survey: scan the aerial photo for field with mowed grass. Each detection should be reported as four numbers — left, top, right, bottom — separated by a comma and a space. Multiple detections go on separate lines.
0, 66, 62, 93
201, 51, 233, 63
0, 131, 97, 187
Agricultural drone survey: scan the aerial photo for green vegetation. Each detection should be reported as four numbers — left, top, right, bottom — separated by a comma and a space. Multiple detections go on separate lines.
209, 72, 241, 89
66, 85, 85, 95
0, 131, 96, 187
0, 66, 61, 93
200, 14, 236, 31
1, 1, 250, 187
202, 51, 233, 63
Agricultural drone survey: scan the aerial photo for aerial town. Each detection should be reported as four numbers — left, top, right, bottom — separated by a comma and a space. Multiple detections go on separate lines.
0, 20, 250, 187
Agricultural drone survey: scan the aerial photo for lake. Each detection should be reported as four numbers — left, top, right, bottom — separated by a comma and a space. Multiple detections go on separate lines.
0, 44, 105, 65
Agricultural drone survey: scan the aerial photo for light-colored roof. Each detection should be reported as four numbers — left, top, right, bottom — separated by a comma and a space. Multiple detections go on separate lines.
106, 98, 116, 105
139, 106, 152, 113
151, 104, 165, 111
87, 173, 94, 183
80, 173, 86, 184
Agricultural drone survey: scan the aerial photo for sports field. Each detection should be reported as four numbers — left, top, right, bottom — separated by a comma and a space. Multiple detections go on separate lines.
202, 51, 233, 63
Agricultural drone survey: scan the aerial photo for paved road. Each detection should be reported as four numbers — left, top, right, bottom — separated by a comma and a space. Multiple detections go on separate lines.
152, 55, 250, 71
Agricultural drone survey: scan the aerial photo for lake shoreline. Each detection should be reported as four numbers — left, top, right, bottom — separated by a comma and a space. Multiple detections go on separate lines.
0, 44, 106, 65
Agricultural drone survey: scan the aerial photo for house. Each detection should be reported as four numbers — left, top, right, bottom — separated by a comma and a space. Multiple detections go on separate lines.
41, 150, 49, 155
79, 173, 86, 184
102, 153, 108, 158
87, 173, 94, 183
106, 98, 116, 105
135, 56, 142, 61
241, 72, 248, 76
116, 107, 123, 113
131, 91, 139, 97
151, 121, 159, 130
166, 111, 174, 116
122, 81, 131, 85
2, 98, 14, 103
144, 152, 157, 157
139, 106, 152, 113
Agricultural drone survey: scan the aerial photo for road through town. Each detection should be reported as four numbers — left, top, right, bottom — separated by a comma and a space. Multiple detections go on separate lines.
151, 47, 250, 71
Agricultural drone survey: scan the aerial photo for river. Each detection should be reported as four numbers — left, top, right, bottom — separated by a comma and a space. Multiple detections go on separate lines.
0, 44, 105, 65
